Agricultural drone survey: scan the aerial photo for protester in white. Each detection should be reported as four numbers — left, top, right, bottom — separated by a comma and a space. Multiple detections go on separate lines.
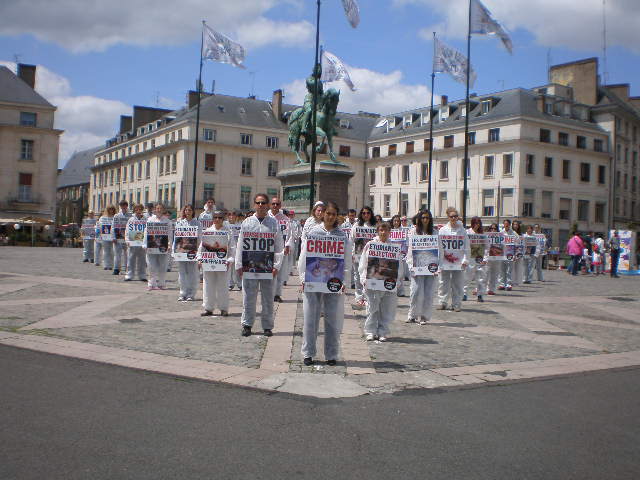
174, 204, 200, 301
533, 224, 547, 281
99, 205, 116, 270
486, 223, 501, 295
124, 204, 147, 281
511, 220, 524, 286
144, 203, 173, 290
358, 222, 401, 341
340, 209, 357, 288
593, 234, 605, 275
94, 215, 102, 266
499, 219, 515, 291
464, 216, 488, 302
298, 201, 351, 366
390, 215, 407, 297
405, 209, 438, 325
112, 200, 132, 276
287, 209, 301, 263
81, 211, 96, 262
523, 224, 536, 283
226, 211, 243, 291
437, 207, 470, 311
301, 201, 326, 240
268, 197, 293, 303
199, 211, 235, 316
350, 206, 377, 309
198, 198, 217, 223
235, 193, 284, 337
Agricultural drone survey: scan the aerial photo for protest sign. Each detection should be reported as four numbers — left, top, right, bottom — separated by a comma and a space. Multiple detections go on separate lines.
199, 218, 214, 231
303, 234, 346, 293
200, 230, 229, 271
468, 233, 488, 264
365, 241, 401, 291
515, 236, 525, 260
487, 232, 505, 261
241, 231, 276, 279
126, 218, 146, 246
525, 236, 538, 257
390, 228, 408, 256
503, 234, 516, 261
534, 234, 547, 256
145, 221, 170, 254
100, 218, 113, 241
439, 234, 466, 270
81, 219, 96, 240
352, 226, 376, 256
173, 225, 199, 261
113, 216, 127, 243
410, 235, 439, 275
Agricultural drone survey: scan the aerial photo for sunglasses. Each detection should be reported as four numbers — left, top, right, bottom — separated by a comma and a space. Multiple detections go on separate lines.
449, 214, 459, 218
255, 201, 267, 205
213, 216, 224, 219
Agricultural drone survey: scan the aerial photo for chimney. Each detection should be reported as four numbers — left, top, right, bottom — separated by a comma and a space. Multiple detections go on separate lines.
629, 97, 640, 110
272, 89, 283, 122
187, 90, 200, 109
119, 115, 132, 134
17, 63, 36, 89
549, 58, 598, 106
441, 95, 448, 106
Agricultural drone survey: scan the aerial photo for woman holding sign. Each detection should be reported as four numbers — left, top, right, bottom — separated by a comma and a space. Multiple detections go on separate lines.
350, 206, 377, 309
174, 205, 200, 301
298, 201, 351, 365
144, 203, 172, 290
437, 207, 470, 312
99, 205, 116, 270
124, 204, 147, 281
464, 217, 488, 303
405, 209, 438, 325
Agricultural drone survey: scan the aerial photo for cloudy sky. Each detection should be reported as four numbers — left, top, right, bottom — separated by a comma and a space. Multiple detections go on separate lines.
1, 0, 638, 166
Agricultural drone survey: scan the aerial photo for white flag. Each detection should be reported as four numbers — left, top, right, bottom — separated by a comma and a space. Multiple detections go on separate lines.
434, 38, 477, 87
341, 0, 360, 28
470, 0, 513, 54
321, 50, 356, 91
202, 23, 246, 69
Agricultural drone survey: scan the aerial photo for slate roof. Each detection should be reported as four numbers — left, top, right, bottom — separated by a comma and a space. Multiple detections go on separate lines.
0, 66, 53, 108
596, 86, 640, 118
58, 146, 102, 188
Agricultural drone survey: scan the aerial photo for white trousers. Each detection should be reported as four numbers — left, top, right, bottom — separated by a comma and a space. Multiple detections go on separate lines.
512, 258, 525, 285
408, 275, 436, 321
525, 257, 535, 282
438, 270, 464, 308
82, 239, 94, 260
241, 277, 274, 330
536, 256, 544, 280
274, 254, 290, 296
94, 240, 102, 265
178, 261, 199, 298
464, 261, 488, 296
114, 242, 128, 270
203, 269, 229, 311
126, 246, 146, 280
396, 261, 406, 296
146, 254, 169, 288
301, 292, 344, 360
487, 261, 501, 292
364, 289, 397, 337
499, 261, 513, 288
353, 257, 365, 303
101, 241, 114, 269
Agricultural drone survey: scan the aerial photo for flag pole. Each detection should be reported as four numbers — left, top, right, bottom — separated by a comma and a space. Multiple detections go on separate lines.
309, 0, 321, 213
462, 0, 472, 226
191, 20, 205, 209
427, 31, 436, 212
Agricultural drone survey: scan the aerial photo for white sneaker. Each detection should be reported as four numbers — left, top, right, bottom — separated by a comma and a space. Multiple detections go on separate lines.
419, 319, 428, 325
365, 333, 375, 341
378, 336, 388, 342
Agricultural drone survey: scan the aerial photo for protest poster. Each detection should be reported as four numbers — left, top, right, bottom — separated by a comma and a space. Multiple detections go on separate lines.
365, 241, 401, 291
229, 223, 242, 240
389, 228, 408, 256
409, 235, 439, 275
534, 234, 547, 256
487, 232, 505, 261
352, 226, 376, 255
525, 236, 538, 257
81, 219, 96, 240
100, 217, 113, 241
468, 234, 488, 264
173, 225, 199, 261
145, 221, 170, 254
515, 237, 525, 260
241, 231, 276, 279
113, 216, 128, 243
199, 218, 214, 231
341, 223, 354, 236
200, 230, 229, 271
439, 234, 466, 270
503, 234, 516, 261
126, 218, 146, 246
275, 216, 289, 243
303, 234, 346, 293
609, 230, 637, 272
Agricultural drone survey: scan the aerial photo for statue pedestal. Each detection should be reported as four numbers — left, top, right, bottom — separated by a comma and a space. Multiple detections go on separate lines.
277, 160, 355, 214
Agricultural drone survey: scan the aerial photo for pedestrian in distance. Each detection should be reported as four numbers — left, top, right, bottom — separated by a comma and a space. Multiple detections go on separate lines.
94, 214, 102, 266
124, 203, 147, 282
609, 230, 621, 278
533, 224, 546, 281
112, 200, 132, 276
99, 205, 117, 270
566, 231, 585, 276
144, 203, 172, 290
464, 216, 488, 302
511, 220, 524, 286
175, 204, 200, 301
523, 224, 536, 283
268, 197, 293, 303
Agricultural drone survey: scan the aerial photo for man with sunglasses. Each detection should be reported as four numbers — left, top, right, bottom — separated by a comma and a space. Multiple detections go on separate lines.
235, 193, 285, 337
268, 197, 293, 302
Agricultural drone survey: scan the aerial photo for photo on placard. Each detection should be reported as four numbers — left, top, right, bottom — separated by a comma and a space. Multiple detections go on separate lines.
413, 249, 439, 273
366, 257, 398, 281
489, 243, 504, 257
174, 237, 198, 254
305, 257, 344, 284
147, 234, 169, 253
242, 251, 274, 274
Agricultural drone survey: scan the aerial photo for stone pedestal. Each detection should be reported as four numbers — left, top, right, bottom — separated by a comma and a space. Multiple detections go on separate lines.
277, 160, 355, 214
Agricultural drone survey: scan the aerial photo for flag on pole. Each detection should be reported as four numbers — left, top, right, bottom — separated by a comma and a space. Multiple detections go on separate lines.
434, 38, 477, 87
202, 23, 246, 68
470, 0, 513, 54
341, 0, 360, 28
321, 50, 356, 91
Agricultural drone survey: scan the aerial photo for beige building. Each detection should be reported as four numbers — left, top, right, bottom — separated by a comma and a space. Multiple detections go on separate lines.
0, 64, 62, 224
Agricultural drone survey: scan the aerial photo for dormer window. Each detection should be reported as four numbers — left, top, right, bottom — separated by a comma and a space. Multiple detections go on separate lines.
339, 119, 351, 129
481, 100, 492, 114
440, 106, 449, 121
544, 101, 553, 115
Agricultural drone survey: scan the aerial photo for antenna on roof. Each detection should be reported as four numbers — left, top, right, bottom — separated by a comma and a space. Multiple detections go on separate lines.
154, 91, 160, 107
211, 80, 215, 94
249, 71, 256, 98
12, 54, 21, 72
602, 0, 609, 85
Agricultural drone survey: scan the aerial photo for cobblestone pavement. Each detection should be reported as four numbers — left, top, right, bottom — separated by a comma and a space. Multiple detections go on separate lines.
1, 247, 639, 397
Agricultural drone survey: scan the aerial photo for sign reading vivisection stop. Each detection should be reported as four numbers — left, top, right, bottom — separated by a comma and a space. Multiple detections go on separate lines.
304, 234, 346, 293
439, 234, 466, 270
241, 231, 275, 279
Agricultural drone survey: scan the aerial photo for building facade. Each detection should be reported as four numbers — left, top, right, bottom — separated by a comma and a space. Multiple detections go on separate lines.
56, 146, 101, 225
0, 64, 62, 224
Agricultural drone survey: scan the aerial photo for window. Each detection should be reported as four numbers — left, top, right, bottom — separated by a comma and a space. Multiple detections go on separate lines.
268, 160, 278, 177
580, 163, 591, 182
116, 168, 120, 184
577, 136, 587, 149
203, 128, 215, 141
501, 188, 514, 217
594, 139, 604, 152
481, 100, 491, 114
129, 165, 134, 182
401, 165, 410, 183
526, 154, 535, 175
20, 112, 36, 126
20, 139, 34, 160
171, 154, 177, 173
444, 135, 454, 148
558, 132, 568, 146
372, 146, 380, 158
562, 159, 571, 180
143, 141, 148, 152
369, 169, 376, 186
577, 200, 589, 221
384, 166, 392, 184
145, 159, 151, 179
544, 157, 553, 177
540, 129, 551, 143
135, 144, 139, 154
151, 139, 155, 149
484, 156, 494, 177
419, 192, 428, 211
559, 198, 571, 220
137, 162, 142, 179
170, 183, 176, 207
595, 202, 605, 224
383, 195, 391, 217
18, 173, 32, 202
205, 154, 216, 172
482, 189, 495, 216
144, 186, 149, 204
424, 138, 432, 151
159, 157, 164, 176
439, 160, 448, 180
616, 170, 621, 188
240, 186, 251, 210
633, 176, 637, 193
405, 141, 414, 154
438, 192, 448, 217
339, 145, 351, 157
400, 193, 409, 216
467, 131, 476, 145
136, 188, 141, 204
522, 189, 535, 217
369, 195, 375, 209
503, 154, 513, 176
240, 133, 252, 145
420, 163, 428, 181
598, 165, 606, 185
542, 191, 553, 218
388, 144, 397, 156
488, 128, 500, 142
462, 160, 470, 179
163, 183, 169, 204
109, 192, 113, 205
266, 136, 278, 149
109, 170, 114, 186
241, 157, 252, 175
624, 173, 628, 190
178, 129, 183, 141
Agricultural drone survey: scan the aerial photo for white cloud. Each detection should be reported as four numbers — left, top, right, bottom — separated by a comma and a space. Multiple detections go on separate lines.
284, 67, 434, 116
1, 61, 130, 167
0, 0, 313, 53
